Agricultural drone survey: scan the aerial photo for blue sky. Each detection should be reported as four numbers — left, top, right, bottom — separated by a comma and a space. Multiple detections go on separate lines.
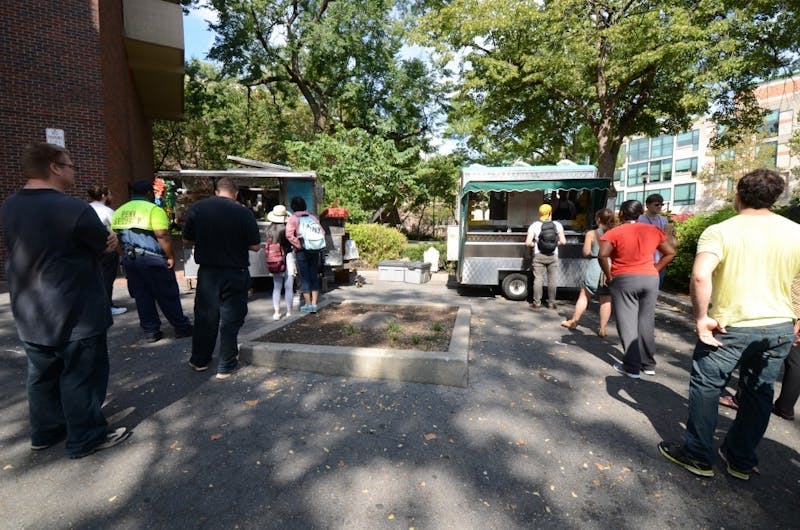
183, 7, 217, 61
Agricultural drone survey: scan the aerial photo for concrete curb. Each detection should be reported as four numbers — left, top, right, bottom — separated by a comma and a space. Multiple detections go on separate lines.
239, 301, 471, 387
657, 291, 692, 314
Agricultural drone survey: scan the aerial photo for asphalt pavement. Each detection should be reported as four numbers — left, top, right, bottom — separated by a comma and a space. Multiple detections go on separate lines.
0, 271, 798, 529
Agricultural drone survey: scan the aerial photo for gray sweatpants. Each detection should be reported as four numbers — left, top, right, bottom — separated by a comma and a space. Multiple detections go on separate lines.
610, 274, 660, 373
532, 253, 559, 305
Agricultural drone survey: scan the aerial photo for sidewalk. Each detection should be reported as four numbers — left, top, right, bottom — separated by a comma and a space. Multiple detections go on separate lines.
0, 272, 797, 529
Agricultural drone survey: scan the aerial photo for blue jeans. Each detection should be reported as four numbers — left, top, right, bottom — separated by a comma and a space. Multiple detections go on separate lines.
684, 322, 794, 469
24, 335, 110, 457
122, 254, 191, 334
190, 267, 250, 372
295, 250, 322, 293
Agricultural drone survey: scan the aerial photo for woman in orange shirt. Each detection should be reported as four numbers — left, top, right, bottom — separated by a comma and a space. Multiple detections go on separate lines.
598, 200, 675, 378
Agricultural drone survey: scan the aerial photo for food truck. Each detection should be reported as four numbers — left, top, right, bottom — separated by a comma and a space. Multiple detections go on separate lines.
447, 161, 611, 300
157, 160, 342, 280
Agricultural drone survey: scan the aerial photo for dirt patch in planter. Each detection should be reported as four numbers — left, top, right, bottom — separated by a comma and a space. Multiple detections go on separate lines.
259, 303, 457, 351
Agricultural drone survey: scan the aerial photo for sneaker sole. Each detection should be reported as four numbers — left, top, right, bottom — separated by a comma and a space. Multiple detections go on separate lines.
658, 443, 715, 477
188, 362, 209, 372
69, 427, 132, 459
613, 363, 641, 379
718, 448, 750, 480
216, 368, 240, 380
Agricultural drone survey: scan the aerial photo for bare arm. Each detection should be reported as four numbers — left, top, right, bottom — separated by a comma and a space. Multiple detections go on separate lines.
597, 240, 614, 282
557, 225, 567, 246
154, 229, 175, 269
691, 251, 724, 346
582, 230, 595, 257
654, 240, 676, 272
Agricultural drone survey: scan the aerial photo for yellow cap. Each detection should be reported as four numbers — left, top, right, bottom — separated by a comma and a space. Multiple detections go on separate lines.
539, 204, 552, 220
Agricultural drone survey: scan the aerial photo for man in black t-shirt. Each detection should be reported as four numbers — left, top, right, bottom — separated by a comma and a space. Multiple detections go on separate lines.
182, 177, 261, 379
1, 143, 131, 458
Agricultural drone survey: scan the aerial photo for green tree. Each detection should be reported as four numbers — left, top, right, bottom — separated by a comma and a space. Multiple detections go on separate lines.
417, 1, 799, 175
199, 0, 442, 147
697, 131, 779, 202
153, 60, 312, 169
285, 126, 423, 222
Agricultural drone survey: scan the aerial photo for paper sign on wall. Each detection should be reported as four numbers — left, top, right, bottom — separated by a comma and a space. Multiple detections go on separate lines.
45, 128, 65, 147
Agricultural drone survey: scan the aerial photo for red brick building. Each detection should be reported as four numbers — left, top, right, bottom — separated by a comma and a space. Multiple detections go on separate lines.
0, 0, 184, 272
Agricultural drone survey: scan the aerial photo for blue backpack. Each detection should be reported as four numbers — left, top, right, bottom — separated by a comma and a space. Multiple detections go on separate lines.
298, 214, 326, 250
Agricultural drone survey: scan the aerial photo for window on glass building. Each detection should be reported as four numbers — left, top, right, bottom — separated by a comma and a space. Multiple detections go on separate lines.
762, 110, 779, 137
676, 130, 699, 150
674, 183, 696, 205
650, 134, 674, 158
649, 159, 672, 182
627, 162, 648, 186
628, 138, 650, 162
674, 157, 698, 176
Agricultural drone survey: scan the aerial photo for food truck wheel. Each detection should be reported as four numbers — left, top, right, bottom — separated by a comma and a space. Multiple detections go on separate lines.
501, 273, 529, 301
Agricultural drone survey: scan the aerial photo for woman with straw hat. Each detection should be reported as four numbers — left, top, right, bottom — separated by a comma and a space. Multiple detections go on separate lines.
266, 204, 296, 320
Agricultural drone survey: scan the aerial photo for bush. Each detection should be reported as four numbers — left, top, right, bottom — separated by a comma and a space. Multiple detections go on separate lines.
403, 241, 448, 270
665, 207, 737, 292
346, 223, 407, 266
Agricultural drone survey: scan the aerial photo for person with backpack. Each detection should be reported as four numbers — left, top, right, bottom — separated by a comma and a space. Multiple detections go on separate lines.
265, 204, 296, 320
286, 195, 327, 313
525, 203, 567, 309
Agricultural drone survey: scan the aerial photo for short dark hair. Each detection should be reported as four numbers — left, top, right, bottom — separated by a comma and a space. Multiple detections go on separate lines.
216, 177, 238, 194
645, 194, 664, 205
87, 185, 109, 201
22, 143, 70, 179
290, 195, 307, 212
619, 200, 644, 221
737, 168, 784, 209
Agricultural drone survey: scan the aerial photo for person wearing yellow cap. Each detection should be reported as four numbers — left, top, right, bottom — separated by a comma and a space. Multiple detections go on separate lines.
525, 203, 566, 309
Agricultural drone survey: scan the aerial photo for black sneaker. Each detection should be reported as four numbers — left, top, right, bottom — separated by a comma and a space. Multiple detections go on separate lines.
175, 325, 193, 339
69, 427, 132, 459
658, 441, 714, 477
143, 331, 163, 343
718, 447, 751, 480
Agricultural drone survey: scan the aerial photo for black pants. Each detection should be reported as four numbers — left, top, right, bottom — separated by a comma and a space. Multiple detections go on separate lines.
24, 334, 110, 457
189, 267, 250, 373
100, 252, 119, 307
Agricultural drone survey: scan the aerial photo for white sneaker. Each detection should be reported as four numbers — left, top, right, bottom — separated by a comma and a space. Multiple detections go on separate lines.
110, 306, 128, 316
272, 312, 281, 321
285, 312, 292, 318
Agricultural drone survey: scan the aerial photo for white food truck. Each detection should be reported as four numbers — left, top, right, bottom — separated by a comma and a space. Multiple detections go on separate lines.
446, 161, 612, 300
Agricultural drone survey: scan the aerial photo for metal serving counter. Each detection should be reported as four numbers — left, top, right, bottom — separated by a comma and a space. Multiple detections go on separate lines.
460, 230, 589, 288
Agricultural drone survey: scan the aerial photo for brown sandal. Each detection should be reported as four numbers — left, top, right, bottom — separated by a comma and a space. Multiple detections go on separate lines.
560, 320, 578, 330
719, 395, 739, 410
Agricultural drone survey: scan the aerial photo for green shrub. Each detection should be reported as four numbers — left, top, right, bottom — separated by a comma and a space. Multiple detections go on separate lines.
346, 223, 407, 266
665, 207, 737, 292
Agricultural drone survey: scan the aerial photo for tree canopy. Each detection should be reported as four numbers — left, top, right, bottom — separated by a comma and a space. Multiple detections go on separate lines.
201, 0, 443, 148
417, 0, 800, 176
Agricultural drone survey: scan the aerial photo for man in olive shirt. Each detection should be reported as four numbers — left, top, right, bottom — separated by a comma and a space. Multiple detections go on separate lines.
183, 178, 261, 379
112, 180, 192, 343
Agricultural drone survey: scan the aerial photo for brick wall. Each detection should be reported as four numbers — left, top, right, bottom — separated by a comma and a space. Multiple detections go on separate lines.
0, 0, 156, 276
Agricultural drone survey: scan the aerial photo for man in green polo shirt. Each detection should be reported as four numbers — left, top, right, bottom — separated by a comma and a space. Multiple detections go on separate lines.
111, 180, 192, 343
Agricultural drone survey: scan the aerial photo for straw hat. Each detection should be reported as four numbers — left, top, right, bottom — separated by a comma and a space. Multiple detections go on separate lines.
267, 204, 289, 223
539, 203, 552, 221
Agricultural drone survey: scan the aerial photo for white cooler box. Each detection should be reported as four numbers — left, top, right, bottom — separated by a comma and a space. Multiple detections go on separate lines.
377, 260, 407, 282
404, 261, 431, 284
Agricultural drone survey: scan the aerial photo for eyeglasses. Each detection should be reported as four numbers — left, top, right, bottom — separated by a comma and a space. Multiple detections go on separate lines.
56, 162, 77, 171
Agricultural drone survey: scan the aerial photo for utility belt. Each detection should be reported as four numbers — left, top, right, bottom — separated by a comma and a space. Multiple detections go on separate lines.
124, 246, 164, 260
